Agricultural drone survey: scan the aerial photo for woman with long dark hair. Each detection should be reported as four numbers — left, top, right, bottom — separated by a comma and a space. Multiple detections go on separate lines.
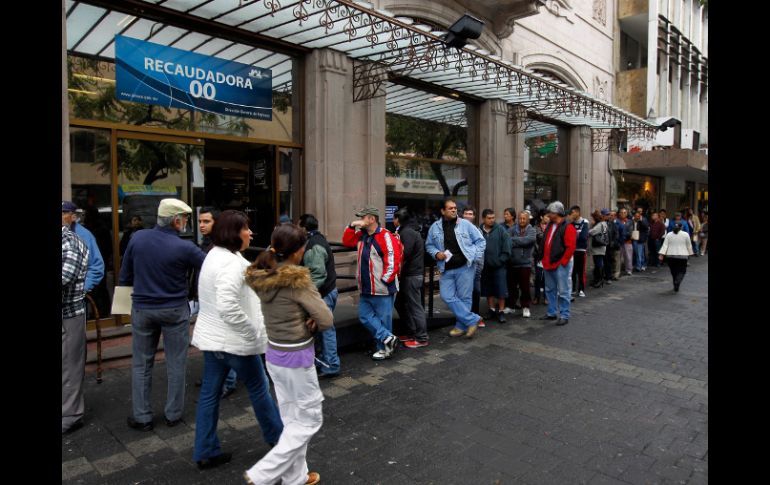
244, 224, 333, 485
192, 210, 283, 470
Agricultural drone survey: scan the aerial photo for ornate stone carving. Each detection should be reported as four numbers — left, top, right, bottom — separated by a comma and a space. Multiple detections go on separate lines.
594, 76, 608, 102
593, 0, 606, 26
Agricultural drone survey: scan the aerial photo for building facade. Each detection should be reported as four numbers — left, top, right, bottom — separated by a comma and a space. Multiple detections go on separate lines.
63, 0, 665, 326
614, 0, 708, 214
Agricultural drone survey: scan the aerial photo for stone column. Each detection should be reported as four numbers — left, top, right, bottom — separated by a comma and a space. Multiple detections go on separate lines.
569, 126, 593, 212
303, 49, 386, 241
478, 99, 512, 214
62, 0, 71, 200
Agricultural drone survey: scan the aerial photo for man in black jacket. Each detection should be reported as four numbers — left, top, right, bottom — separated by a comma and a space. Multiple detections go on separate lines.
479, 209, 511, 323
393, 209, 428, 348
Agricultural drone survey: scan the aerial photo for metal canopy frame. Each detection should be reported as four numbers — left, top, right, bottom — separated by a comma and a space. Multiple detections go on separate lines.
67, 0, 659, 144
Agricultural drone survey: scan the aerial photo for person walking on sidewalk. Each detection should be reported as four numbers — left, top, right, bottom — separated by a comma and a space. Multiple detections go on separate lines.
244, 224, 334, 485
119, 198, 207, 431
342, 205, 403, 360
539, 201, 577, 326
62, 224, 90, 435
658, 222, 694, 292
393, 208, 429, 348
426, 198, 486, 338
298, 213, 341, 376
192, 210, 283, 470
478, 208, 511, 323
509, 211, 536, 318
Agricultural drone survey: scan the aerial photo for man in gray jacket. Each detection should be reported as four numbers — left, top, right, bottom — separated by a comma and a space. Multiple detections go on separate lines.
509, 211, 537, 318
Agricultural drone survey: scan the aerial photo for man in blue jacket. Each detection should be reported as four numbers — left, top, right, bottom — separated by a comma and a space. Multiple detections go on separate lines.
120, 198, 207, 431
425, 199, 486, 338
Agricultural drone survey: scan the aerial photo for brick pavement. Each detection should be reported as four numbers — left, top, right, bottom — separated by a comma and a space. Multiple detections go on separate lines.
62, 257, 708, 484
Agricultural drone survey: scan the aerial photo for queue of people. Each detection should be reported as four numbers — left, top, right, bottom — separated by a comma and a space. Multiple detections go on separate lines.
62, 196, 704, 484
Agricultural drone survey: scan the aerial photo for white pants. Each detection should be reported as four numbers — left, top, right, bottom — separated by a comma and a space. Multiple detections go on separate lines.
245, 363, 324, 485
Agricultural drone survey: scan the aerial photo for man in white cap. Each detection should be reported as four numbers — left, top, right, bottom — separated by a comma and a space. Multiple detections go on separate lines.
119, 198, 207, 431
539, 201, 577, 326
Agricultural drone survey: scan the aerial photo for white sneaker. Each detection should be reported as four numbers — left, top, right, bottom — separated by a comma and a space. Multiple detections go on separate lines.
371, 349, 391, 361
578, 290, 586, 297
503, 307, 515, 314
522, 307, 531, 318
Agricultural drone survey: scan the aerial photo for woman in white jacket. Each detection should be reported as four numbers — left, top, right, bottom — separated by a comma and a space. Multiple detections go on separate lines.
192, 210, 283, 469
658, 221, 694, 292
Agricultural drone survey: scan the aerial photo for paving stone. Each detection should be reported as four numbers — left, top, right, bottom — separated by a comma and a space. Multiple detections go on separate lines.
62, 457, 94, 481
91, 451, 138, 476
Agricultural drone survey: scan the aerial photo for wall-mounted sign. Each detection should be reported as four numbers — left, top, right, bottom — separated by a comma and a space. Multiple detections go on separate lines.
393, 177, 442, 194
665, 177, 685, 194
115, 35, 272, 120
385, 205, 398, 222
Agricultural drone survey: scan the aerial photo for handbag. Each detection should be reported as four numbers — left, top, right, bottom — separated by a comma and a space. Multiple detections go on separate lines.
631, 230, 640, 241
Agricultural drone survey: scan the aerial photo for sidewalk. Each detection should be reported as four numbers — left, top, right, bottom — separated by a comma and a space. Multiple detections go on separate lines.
63, 257, 708, 484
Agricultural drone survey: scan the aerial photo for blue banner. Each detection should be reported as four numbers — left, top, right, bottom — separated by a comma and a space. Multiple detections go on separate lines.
115, 35, 272, 120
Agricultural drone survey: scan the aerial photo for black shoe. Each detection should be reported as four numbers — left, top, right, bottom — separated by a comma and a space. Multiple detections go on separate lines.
194, 379, 202, 387
197, 452, 232, 470
164, 416, 184, 427
126, 416, 154, 431
556, 319, 569, 326
570, 297, 576, 302
62, 418, 84, 435
540, 315, 558, 321
318, 372, 340, 380
497, 312, 506, 323
221, 387, 236, 399
486, 309, 498, 320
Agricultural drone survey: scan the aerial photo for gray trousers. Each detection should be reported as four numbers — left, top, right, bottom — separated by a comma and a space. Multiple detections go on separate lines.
395, 275, 428, 342
62, 311, 86, 432
131, 305, 191, 423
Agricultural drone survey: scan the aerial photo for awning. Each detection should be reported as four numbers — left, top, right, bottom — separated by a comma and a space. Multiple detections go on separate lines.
66, 0, 657, 138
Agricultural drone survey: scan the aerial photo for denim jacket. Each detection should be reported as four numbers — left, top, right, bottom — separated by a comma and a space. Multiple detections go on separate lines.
425, 217, 486, 273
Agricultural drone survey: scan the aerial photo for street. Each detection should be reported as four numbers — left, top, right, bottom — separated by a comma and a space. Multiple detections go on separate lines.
63, 257, 707, 485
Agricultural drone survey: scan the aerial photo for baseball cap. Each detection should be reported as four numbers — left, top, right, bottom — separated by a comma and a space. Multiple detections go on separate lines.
355, 205, 380, 217
600, 208, 610, 216
157, 198, 193, 217
62, 201, 78, 213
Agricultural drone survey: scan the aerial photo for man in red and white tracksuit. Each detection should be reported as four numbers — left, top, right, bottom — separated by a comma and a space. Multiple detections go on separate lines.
342, 205, 403, 360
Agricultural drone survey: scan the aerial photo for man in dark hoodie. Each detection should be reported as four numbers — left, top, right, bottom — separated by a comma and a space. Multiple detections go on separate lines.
569, 205, 590, 298
479, 209, 511, 323
393, 209, 428, 348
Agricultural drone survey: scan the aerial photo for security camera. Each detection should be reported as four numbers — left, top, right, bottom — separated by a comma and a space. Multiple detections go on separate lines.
443, 14, 485, 49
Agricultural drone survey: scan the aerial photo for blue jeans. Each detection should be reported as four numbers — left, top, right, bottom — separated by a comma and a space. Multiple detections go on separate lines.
544, 259, 573, 320
439, 264, 480, 330
317, 288, 340, 375
359, 294, 395, 350
633, 241, 646, 270
130, 305, 191, 423
193, 351, 283, 461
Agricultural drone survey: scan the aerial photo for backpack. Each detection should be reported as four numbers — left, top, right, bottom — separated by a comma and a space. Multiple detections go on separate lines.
591, 223, 609, 247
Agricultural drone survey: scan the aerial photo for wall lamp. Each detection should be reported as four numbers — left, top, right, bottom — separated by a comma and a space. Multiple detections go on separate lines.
658, 118, 680, 132
443, 14, 485, 49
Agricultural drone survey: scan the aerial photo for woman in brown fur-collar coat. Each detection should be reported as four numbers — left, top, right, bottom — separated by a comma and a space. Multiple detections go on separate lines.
243, 224, 332, 485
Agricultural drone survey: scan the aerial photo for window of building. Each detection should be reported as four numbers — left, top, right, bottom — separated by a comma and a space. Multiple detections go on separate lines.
524, 123, 570, 216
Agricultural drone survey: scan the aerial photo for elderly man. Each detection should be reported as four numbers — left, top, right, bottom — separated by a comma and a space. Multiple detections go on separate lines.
425, 199, 486, 338
120, 198, 207, 431
539, 201, 577, 326
62, 224, 90, 435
